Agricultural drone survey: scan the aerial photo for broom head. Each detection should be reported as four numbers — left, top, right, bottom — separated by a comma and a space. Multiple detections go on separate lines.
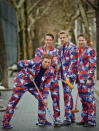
71, 108, 79, 113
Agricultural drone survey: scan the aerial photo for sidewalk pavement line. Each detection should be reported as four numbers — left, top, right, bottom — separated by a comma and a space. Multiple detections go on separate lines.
0, 88, 13, 91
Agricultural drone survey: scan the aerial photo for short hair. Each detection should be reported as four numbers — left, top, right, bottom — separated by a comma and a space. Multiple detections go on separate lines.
44, 33, 54, 40
42, 54, 52, 60
58, 30, 69, 37
77, 33, 87, 40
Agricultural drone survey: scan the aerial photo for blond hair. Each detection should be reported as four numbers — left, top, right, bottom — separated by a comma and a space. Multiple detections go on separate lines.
42, 54, 52, 60
58, 30, 69, 37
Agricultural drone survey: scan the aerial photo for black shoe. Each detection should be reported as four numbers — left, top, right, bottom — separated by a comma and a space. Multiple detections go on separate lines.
2, 123, 13, 129
63, 120, 71, 126
71, 120, 75, 123
76, 121, 85, 125
36, 121, 52, 126
83, 123, 96, 127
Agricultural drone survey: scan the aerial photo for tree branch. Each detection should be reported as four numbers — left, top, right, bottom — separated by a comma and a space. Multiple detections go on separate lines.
27, 0, 42, 15
17, 0, 25, 9
10, 0, 17, 9
28, 0, 53, 31
86, 0, 97, 9
10, 0, 25, 9
71, 10, 80, 21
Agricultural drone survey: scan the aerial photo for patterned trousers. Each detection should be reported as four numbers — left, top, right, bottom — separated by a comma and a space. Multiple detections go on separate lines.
38, 80, 60, 122
3, 84, 46, 125
62, 82, 75, 122
78, 83, 96, 125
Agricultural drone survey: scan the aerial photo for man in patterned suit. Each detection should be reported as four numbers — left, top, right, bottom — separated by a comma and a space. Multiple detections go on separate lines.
76, 34, 96, 127
2, 54, 55, 128
35, 33, 61, 125
58, 31, 78, 126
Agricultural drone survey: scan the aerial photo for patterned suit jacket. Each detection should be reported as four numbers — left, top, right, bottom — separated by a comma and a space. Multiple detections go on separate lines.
58, 42, 78, 82
77, 45, 96, 85
35, 45, 59, 68
14, 60, 55, 99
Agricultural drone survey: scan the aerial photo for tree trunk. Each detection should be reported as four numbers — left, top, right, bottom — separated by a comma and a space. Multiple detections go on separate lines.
32, 25, 40, 58
23, 0, 29, 59
78, 0, 90, 43
96, 6, 99, 80
0, 8, 8, 88
17, 9, 24, 61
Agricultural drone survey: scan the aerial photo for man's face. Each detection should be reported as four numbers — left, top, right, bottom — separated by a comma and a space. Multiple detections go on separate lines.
78, 36, 87, 49
44, 35, 53, 48
42, 58, 51, 69
60, 34, 69, 44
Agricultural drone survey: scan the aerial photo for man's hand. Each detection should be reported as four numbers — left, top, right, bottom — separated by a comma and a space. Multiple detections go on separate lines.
43, 99, 48, 107
58, 75, 61, 80
53, 57, 57, 61
87, 79, 92, 86
29, 75, 33, 81
66, 76, 70, 82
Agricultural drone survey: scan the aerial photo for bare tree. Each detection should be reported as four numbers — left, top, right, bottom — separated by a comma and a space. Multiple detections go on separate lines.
78, 0, 90, 42
0, 7, 8, 88
10, 0, 98, 79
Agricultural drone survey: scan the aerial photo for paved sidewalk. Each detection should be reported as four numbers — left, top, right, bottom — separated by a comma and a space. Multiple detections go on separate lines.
95, 80, 99, 96
0, 80, 99, 130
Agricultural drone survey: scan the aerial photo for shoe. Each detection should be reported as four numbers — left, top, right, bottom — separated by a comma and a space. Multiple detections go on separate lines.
71, 120, 75, 123
44, 121, 52, 125
2, 123, 13, 129
63, 120, 71, 126
83, 123, 96, 127
54, 120, 63, 126
36, 122, 45, 126
76, 121, 85, 125
36, 121, 52, 126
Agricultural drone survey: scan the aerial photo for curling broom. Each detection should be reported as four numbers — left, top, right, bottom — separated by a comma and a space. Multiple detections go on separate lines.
71, 93, 79, 113
62, 79, 79, 113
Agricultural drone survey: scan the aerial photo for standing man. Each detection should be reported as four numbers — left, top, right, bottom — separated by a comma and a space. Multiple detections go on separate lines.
76, 34, 96, 127
58, 31, 78, 125
35, 33, 61, 125
2, 54, 55, 128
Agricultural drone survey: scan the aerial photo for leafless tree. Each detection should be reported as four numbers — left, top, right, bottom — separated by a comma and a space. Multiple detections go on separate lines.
0, 7, 8, 88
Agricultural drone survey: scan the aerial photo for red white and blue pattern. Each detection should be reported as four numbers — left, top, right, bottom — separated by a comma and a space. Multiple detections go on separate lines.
35, 45, 60, 120
58, 42, 78, 122
3, 60, 55, 125
77, 46, 96, 126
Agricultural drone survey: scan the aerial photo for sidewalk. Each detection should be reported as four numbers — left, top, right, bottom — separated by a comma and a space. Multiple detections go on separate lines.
94, 80, 99, 101
0, 80, 99, 130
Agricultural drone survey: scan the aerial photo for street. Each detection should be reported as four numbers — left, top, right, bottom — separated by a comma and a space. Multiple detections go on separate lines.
0, 80, 99, 131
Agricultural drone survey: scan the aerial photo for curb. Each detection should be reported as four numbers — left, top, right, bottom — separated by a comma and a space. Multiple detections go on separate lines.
0, 106, 6, 112
94, 92, 99, 102
0, 88, 13, 91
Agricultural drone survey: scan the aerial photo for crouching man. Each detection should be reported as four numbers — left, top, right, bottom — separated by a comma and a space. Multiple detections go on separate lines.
2, 54, 55, 129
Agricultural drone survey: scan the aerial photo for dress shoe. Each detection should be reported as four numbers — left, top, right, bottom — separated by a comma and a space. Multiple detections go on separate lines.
36, 121, 52, 126
63, 120, 71, 126
71, 120, 75, 123
2, 123, 13, 129
76, 121, 85, 125
54, 119, 63, 126
83, 123, 96, 127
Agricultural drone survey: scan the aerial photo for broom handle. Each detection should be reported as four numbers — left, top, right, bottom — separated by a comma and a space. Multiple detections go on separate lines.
32, 78, 55, 122
75, 93, 78, 109
32, 78, 43, 99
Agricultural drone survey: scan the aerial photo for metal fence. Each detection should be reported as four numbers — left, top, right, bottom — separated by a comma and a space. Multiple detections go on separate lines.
0, 0, 18, 66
